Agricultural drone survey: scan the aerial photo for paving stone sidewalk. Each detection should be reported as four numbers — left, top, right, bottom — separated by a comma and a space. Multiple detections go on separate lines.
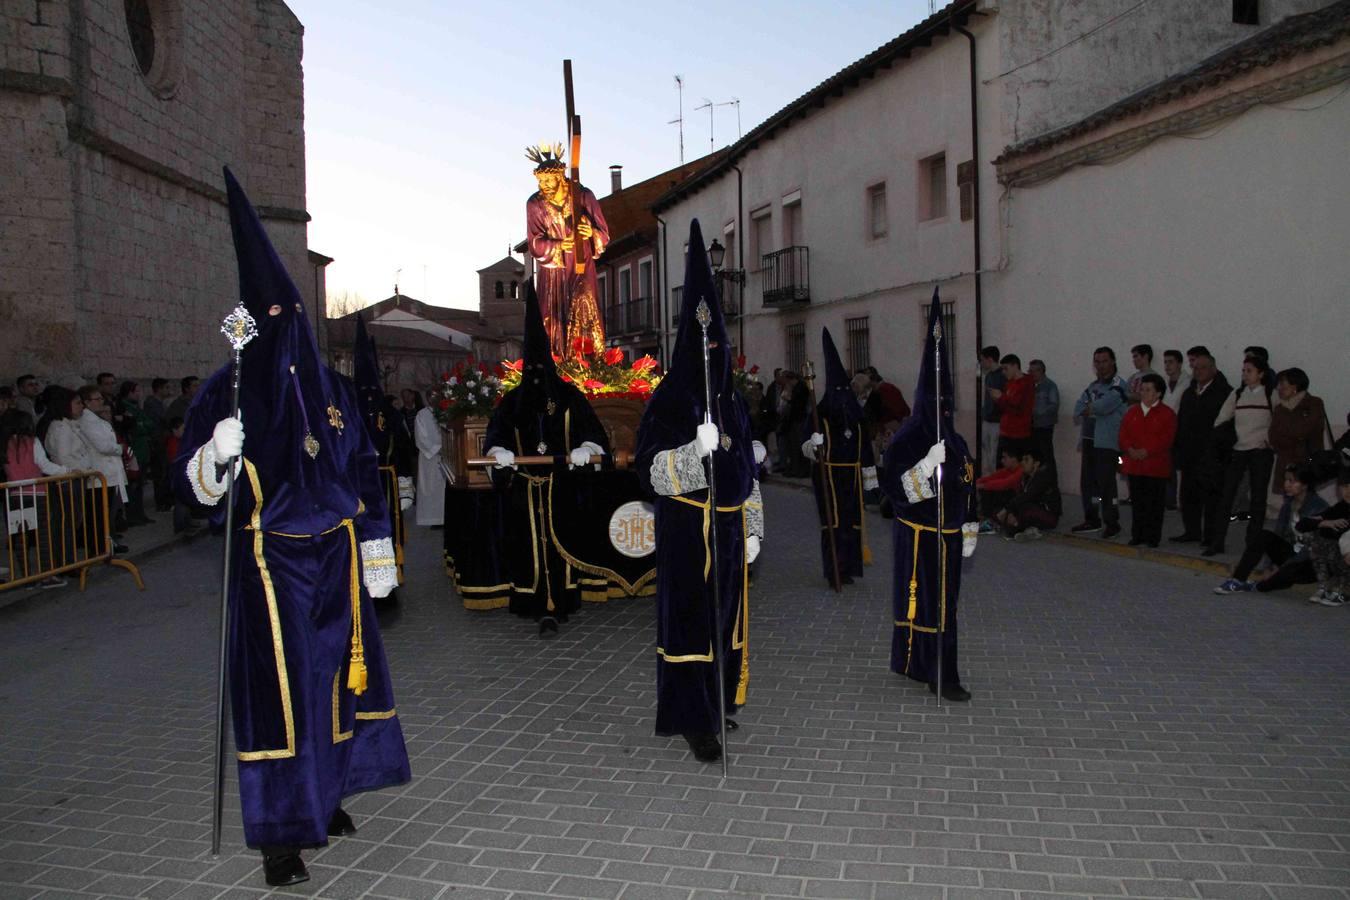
1, 482, 1348, 899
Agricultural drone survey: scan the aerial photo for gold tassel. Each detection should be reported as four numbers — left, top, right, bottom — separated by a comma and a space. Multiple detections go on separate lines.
863, 541, 873, 566
347, 656, 367, 695
907, 579, 918, 622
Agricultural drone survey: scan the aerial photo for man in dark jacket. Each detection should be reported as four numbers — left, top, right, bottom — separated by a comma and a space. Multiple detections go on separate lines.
1171, 352, 1232, 550
992, 445, 1061, 538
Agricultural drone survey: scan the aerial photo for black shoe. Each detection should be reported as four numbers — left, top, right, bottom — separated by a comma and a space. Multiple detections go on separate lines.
1169, 533, 1200, 543
113, 542, 130, 554
1231, 512, 1249, 522
683, 732, 722, 763
928, 681, 973, 702
1102, 524, 1121, 539
538, 615, 559, 637
1070, 521, 1101, 534
1201, 546, 1222, 557
327, 807, 357, 837
262, 853, 309, 887
724, 717, 739, 731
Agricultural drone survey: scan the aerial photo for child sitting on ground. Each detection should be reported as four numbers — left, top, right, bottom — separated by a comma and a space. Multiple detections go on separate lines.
993, 446, 1062, 540
975, 449, 1022, 533
1296, 469, 1350, 606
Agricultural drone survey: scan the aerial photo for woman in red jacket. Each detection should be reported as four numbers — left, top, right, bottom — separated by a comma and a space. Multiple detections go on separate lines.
1118, 373, 1177, 547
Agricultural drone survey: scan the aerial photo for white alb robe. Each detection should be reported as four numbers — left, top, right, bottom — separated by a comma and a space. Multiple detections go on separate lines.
413, 407, 445, 526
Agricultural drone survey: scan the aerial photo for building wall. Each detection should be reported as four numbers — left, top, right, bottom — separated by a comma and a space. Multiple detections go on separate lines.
990, 82, 1350, 483
996, 0, 1329, 145
1, 0, 310, 383
658, 13, 1002, 435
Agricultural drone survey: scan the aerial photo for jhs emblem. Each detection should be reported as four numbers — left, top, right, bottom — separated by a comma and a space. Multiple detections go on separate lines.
608, 501, 656, 559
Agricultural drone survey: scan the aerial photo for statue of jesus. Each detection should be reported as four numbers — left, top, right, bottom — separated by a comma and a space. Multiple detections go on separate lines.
525, 143, 610, 358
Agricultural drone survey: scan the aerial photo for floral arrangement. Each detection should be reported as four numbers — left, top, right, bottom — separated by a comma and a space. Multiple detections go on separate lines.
731, 355, 762, 399
430, 356, 503, 423
501, 338, 663, 400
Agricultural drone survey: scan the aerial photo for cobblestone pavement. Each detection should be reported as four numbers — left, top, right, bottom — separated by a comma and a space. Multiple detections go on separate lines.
1, 482, 1348, 899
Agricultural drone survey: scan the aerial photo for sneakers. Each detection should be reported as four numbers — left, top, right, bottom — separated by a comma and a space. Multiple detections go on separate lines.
1313, 592, 1347, 607
1071, 521, 1102, 534
1213, 578, 1254, 595
978, 520, 997, 535
1308, 588, 1329, 604
1014, 527, 1043, 542
37, 576, 66, 589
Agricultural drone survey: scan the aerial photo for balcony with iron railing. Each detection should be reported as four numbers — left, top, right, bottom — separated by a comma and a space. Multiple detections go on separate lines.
671, 280, 742, 329
760, 246, 810, 307
605, 296, 658, 337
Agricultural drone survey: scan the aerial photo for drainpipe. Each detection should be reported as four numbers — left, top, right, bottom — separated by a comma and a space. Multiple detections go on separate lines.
953, 11, 985, 473
655, 213, 669, 366
731, 163, 745, 357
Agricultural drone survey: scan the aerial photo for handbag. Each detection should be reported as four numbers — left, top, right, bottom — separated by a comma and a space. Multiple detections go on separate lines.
1308, 410, 1342, 484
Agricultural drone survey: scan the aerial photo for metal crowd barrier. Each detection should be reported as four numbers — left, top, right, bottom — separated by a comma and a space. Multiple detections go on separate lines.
2, 470, 145, 593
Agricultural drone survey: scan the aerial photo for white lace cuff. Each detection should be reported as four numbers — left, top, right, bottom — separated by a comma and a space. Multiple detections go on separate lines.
745, 479, 764, 541
862, 466, 879, 492
187, 443, 239, 506
962, 522, 979, 556
902, 463, 936, 504
650, 439, 708, 496
361, 537, 397, 593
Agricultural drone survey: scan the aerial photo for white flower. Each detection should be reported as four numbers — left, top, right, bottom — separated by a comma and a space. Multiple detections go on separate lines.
466, 379, 476, 388
480, 386, 491, 397
448, 376, 458, 386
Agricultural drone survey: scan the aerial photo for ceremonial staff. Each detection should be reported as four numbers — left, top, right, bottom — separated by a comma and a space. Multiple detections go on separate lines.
695, 298, 730, 779
211, 305, 257, 855
931, 311, 947, 708
802, 361, 842, 593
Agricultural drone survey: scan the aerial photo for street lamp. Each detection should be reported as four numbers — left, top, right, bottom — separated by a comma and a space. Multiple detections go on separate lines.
708, 238, 726, 270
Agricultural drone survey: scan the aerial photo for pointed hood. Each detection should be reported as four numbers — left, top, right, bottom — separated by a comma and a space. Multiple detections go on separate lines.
913, 287, 955, 426
517, 280, 567, 411
636, 219, 753, 501
352, 312, 384, 431
662, 218, 731, 401
223, 166, 336, 477
819, 326, 861, 425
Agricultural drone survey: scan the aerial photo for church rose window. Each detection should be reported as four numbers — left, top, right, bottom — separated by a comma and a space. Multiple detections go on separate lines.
124, 0, 155, 76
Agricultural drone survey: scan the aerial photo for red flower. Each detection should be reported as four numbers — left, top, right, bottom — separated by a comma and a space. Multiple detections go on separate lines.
577, 357, 590, 370
603, 347, 624, 366
437, 398, 451, 410
478, 362, 489, 374
736, 355, 746, 370
630, 378, 651, 393
559, 372, 572, 382
571, 337, 585, 353
552, 353, 563, 365
505, 358, 523, 372
749, 364, 759, 375
583, 379, 606, 391
440, 371, 450, 381
632, 355, 658, 373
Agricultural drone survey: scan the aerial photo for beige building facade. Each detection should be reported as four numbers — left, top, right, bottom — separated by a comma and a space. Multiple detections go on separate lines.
1, 0, 319, 384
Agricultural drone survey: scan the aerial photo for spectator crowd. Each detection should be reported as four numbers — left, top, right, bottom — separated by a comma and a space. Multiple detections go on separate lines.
0, 372, 203, 588
751, 341, 1350, 609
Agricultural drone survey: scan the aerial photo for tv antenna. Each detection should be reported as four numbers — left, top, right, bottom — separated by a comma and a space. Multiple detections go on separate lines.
695, 98, 714, 152
716, 98, 741, 141
668, 75, 685, 164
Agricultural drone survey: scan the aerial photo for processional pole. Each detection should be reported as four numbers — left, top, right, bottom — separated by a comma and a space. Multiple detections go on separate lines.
932, 310, 946, 709
211, 306, 257, 855
695, 298, 730, 780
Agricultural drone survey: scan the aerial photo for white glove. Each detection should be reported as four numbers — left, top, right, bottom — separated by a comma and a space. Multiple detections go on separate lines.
397, 475, 414, 511
366, 578, 394, 599
862, 466, 878, 492
918, 441, 946, 478
752, 440, 767, 465
811, 432, 825, 447
962, 522, 978, 558
211, 417, 244, 461
568, 447, 592, 469
801, 437, 817, 461
695, 422, 718, 458
487, 447, 516, 469
745, 535, 761, 563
